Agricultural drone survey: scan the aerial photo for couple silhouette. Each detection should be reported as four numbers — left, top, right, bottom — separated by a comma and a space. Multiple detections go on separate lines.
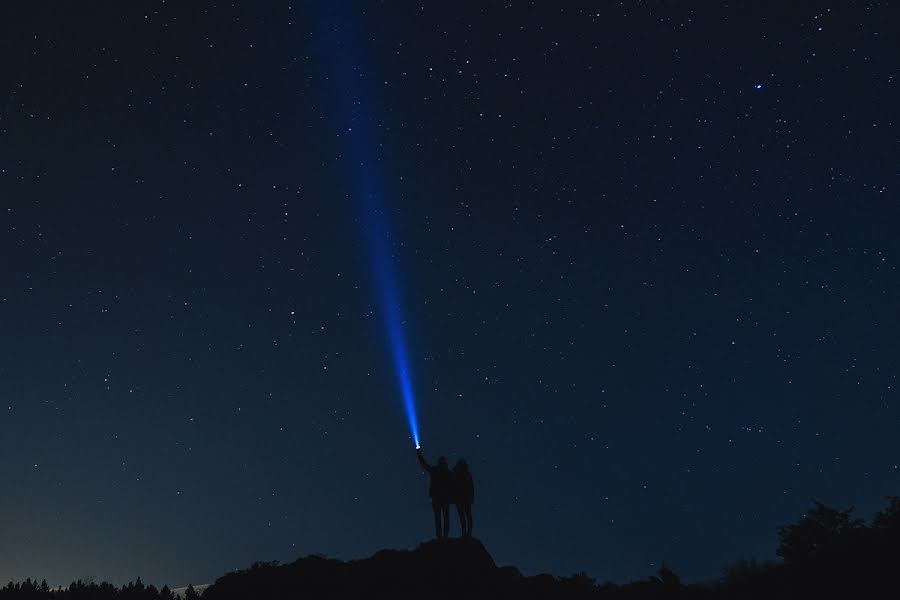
416, 448, 474, 540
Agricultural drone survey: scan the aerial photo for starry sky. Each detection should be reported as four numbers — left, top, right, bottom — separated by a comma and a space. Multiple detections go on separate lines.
1, 0, 897, 588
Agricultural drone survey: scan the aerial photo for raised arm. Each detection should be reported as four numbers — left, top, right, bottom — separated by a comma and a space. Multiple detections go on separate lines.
416, 448, 433, 473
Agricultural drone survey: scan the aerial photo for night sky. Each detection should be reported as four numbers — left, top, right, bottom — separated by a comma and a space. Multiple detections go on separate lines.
1, 0, 897, 588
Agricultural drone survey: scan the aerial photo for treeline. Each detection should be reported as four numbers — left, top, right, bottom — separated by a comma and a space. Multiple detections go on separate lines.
1, 496, 898, 599
0, 580, 201, 600
709, 495, 900, 598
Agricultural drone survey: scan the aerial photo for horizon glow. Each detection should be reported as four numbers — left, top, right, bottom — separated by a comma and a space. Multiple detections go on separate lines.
316, 7, 421, 449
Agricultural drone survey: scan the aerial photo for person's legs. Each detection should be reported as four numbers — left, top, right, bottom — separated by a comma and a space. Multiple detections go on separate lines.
456, 503, 466, 537
441, 503, 451, 539
432, 500, 441, 539
465, 504, 473, 538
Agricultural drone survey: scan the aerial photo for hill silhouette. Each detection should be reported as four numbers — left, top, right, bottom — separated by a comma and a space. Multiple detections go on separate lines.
200, 538, 601, 600
197, 514, 900, 600
2, 497, 900, 599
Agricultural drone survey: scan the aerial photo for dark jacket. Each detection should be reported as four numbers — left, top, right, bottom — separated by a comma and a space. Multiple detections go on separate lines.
417, 450, 453, 502
453, 467, 475, 505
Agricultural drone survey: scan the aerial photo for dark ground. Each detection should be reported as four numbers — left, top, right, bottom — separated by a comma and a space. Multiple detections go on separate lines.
4, 498, 899, 600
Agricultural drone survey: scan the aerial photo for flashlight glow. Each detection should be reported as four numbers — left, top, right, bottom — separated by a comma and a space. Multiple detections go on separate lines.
315, 5, 421, 448
364, 200, 422, 450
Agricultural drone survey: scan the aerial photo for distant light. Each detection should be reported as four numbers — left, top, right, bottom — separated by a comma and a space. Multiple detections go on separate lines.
754, 83, 764, 90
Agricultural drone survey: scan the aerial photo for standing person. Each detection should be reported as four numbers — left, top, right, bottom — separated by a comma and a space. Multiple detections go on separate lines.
416, 448, 453, 539
453, 459, 475, 538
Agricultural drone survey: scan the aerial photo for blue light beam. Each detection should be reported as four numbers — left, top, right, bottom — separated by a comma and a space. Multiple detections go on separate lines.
314, 6, 421, 448
364, 204, 421, 449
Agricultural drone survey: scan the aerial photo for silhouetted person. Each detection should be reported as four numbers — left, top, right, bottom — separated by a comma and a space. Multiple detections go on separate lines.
453, 459, 475, 538
416, 447, 452, 539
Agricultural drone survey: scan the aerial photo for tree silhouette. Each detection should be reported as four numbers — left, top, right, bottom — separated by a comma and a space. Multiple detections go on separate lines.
872, 496, 900, 530
776, 499, 864, 564
657, 563, 681, 587
184, 584, 201, 600
158, 586, 175, 600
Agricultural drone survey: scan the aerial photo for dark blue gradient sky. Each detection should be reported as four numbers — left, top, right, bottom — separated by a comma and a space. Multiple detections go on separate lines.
0, 0, 896, 588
